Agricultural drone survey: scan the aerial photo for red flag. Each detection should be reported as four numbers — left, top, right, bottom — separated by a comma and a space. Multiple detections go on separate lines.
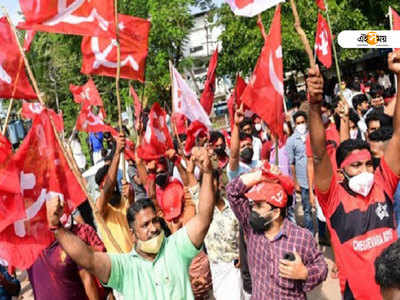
0, 133, 24, 233
200, 50, 218, 115
137, 103, 173, 161
241, 5, 284, 142
225, 0, 284, 17
21, 101, 64, 133
0, 17, 37, 100
315, 13, 332, 69
130, 85, 142, 127
184, 121, 208, 156
315, 0, 326, 10
107, 127, 136, 161
76, 103, 109, 133
17, 0, 115, 38
227, 75, 247, 130
23, 30, 36, 52
70, 79, 104, 107
171, 113, 187, 135
81, 14, 150, 82
392, 7, 400, 51
0, 111, 86, 269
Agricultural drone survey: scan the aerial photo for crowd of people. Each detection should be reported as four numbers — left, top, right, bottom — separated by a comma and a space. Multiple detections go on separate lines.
1, 51, 400, 300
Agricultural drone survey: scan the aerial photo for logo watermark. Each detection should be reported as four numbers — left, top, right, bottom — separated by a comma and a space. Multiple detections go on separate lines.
338, 31, 400, 48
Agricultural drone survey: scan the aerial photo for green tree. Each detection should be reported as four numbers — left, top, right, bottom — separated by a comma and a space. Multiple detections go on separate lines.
215, 0, 387, 81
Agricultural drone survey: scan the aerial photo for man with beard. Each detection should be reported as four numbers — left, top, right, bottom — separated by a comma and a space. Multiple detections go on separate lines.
226, 163, 327, 299
95, 134, 134, 254
228, 105, 262, 181
46, 147, 215, 300
307, 50, 400, 300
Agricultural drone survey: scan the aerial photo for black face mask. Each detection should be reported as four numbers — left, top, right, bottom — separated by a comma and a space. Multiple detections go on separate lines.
155, 172, 169, 188
372, 157, 381, 169
240, 147, 253, 163
214, 144, 226, 156
249, 210, 274, 234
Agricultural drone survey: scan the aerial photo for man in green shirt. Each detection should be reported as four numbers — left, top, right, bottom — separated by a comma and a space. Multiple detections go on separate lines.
46, 147, 215, 300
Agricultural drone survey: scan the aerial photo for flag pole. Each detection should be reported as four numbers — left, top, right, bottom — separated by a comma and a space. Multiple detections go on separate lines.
1, 7, 123, 254
1, 55, 25, 135
289, 0, 316, 68
113, 0, 127, 181
389, 6, 398, 93
169, 60, 184, 149
324, 0, 343, 90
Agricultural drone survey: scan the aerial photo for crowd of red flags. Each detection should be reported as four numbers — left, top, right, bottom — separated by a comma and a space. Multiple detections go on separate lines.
0, 111, 86, 269
0, 0, 374, 270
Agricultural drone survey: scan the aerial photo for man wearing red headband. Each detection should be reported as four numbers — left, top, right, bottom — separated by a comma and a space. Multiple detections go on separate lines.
307, 50, 400, 300
226, 163, 328, 299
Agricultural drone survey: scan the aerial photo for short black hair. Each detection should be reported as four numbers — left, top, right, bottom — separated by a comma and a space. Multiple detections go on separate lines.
366, 111, 392, 129
369, 84, 384, 99
95, 164, 110, 186
209, 131, 225, 145
336, 139, 371, 168
375, 240, 400, 290
239, 131, 252, 141
321, 100, 333, 113
352, 94, 368, 110
349, 108, 360, 125
368, 127, 393, 142
239, 118, 253, 130
292, 111, 307, 123
350, 81, 361, 92
127, 198, 156, 228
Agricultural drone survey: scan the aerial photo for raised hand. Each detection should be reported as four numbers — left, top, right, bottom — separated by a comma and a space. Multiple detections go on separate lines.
306, 66, 324, 103
46, 196, 64, 228
388, 50, 400, 75
234, 103, 245, 126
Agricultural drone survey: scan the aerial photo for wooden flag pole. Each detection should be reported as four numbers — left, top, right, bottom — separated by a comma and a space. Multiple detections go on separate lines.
113, 0, 127, 181
2, 56, 24, 135
169, 60, 185, 150
324, 0, 343, 90
289, 0, 316, 68
2, 7, 123, 253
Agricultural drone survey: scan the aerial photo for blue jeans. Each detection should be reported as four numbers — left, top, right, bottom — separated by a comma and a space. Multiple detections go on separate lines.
300, 187, 314, 234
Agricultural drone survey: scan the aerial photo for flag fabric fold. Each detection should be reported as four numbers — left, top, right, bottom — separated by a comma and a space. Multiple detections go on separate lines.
171, 64, 211, 128
0, 111, 86, 269
17, 0, 116, 38
81, 14, 150, 82
70, 79, 105, 107
136, 102, 173, 161
315, 0, 326, 11
225, 0, 285, 17
315, 13, 332, 69
240, 5, 284, 142
0, 17, 37, 100
200, 49, 218, 115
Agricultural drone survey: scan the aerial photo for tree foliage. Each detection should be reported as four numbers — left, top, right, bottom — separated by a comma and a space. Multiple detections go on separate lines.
215, 0, 381, 81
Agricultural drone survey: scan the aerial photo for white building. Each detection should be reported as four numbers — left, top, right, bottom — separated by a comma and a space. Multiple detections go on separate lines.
183, 11, 231, 120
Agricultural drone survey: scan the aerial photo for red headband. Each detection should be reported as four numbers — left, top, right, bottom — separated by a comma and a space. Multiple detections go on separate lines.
340, 149, 371, 169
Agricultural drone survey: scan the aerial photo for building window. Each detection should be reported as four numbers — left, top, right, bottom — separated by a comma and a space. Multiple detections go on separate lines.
190, 45, 203, 53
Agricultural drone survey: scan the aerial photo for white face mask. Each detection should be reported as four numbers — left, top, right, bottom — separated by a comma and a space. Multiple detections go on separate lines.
255, 123, 262, 132
296, 123, 307, 135
346, 172, 374, 197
